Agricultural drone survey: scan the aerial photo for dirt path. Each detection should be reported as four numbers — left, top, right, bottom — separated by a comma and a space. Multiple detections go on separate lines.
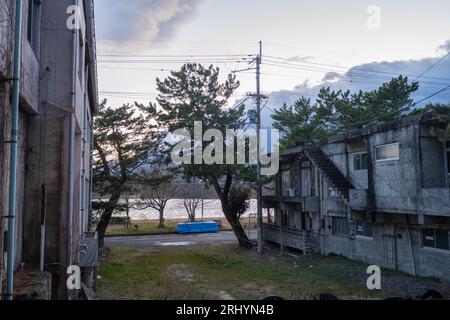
167, 264, 235, 300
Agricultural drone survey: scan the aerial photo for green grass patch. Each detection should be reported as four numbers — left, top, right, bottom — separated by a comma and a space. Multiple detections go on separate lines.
97, 244, 446, 300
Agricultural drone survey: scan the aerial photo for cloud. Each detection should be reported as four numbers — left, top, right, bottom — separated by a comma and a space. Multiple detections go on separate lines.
95, 0, 204, 49
259, 41, 450, 127
322, 72, 342, 82
438, 40, 450, 53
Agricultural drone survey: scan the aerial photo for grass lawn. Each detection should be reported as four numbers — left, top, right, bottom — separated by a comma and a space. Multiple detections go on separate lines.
96, 244, 448, 300
105, 217, 257, 236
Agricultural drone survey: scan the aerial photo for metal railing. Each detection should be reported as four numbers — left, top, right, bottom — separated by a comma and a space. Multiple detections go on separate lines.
263, 224, 319, 238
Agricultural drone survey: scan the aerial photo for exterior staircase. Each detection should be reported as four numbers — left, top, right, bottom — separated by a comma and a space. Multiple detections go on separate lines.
304, 147, 353, 203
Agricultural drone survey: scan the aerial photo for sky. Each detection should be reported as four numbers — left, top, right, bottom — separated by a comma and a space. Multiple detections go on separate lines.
94, 0, 450, 127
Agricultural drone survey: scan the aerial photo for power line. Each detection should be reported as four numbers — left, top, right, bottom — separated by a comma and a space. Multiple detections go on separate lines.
414, 53, 450, 81
414, 84, 450, 106
98, 59, 253, 64
100, 91, 159, 95
230, 97, 250, 111
98, 53, 255, 58
262, 61, 450, 87
99, 66, 172, 72
97, 38, 257, 45
264, 55, 450, 83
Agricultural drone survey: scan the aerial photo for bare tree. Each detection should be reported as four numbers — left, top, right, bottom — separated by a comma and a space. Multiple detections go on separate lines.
182, 183, 203, 222
139, 176, 177, 228
120, 183, 139, 228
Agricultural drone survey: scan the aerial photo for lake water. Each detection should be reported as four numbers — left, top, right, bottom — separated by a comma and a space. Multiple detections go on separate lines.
123, 199, 258, 221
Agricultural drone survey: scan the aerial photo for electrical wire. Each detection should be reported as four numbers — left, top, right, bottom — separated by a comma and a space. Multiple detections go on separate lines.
413, 84, 450, 106
98, 53, 255, 58
413, 53, 450, 81
264, 55, 450, 83
98, 58, 253, 64
262, 60, 450, 87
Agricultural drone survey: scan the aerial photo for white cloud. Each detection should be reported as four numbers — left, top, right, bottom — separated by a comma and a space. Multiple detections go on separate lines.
95, 0, 204, 51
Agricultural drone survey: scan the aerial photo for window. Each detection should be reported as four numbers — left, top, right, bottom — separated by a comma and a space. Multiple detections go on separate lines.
353, 152, 369, 171
355, 221, 373, 238
422, 229, 449, 251
78, 33, 85, 84
332, 217, 349, 237
375, 143, 400, 162
27, 0, 41, 53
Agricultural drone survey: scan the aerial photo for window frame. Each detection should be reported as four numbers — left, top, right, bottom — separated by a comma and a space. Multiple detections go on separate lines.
78, 32, 86, 86
422, 228, 450, 251
27, 0, 41, 55
375, 142, 400, 162
353, 152, 369, 171
355, 220, 373, 239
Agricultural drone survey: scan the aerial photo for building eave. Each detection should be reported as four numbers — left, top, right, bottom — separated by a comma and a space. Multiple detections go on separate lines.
83, 0, 98, 114
327, 111, 440, 144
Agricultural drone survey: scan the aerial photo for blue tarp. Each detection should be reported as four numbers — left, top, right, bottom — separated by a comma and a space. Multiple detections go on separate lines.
177, 221, 220, 234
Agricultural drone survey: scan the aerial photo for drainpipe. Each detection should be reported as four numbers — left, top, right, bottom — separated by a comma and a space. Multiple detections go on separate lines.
39, 184, 47, 272
6, 0, 23, 300
80, 64, 88, 235
67, 0, 78, 271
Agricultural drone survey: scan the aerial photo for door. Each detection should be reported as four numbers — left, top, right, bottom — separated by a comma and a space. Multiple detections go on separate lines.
383, 224, 396, 267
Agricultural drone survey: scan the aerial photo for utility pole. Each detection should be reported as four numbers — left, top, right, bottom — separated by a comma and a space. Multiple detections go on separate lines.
256, 41, 264, 255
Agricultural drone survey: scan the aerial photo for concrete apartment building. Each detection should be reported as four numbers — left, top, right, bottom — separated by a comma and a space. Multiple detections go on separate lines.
263, 112, 450, 281
0, 0, 98, 299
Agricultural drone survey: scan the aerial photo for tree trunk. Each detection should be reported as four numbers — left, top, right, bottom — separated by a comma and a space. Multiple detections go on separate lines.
158, 209, 165, 228
221, 202, 253, 249
96, 190, 121, 247
125, 198, 130, 229
188, 210, 196, 223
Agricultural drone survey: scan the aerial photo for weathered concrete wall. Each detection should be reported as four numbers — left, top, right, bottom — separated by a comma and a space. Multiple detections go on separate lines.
322, 223, 396, 269
420, 136, 446, 188
320, 122, 448, 216
14, 110, 27, 267
321, 221, 450, 281
39, 0, 72, 113
0, 0, 97, 299
0, 4, 14, 286
0, 0, 39, 274
421, 188, 450, 217
370, 125, 420, 214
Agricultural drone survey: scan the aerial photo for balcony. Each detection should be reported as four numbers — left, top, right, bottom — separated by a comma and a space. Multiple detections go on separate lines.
263, 224, 321, 253
421, 188, 450, 217
262, 190, 303, 205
